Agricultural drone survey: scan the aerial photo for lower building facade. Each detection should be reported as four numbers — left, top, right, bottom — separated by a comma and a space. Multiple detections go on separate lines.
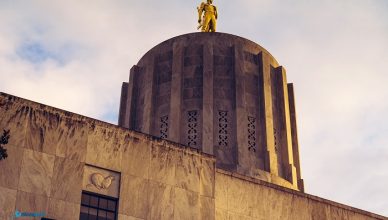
0, 92, 386, 220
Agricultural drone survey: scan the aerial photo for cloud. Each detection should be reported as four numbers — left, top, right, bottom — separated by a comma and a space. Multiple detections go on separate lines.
0, 0, 387, 216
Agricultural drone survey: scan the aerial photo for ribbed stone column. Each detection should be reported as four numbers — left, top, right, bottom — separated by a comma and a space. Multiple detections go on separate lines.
259, 52, 278, 175
118, 82, 129, 127
288, 83, 304, 191
234, 44, 252, 174
169, 42, 184, 143
271, 66, 297, 184
118, 65, 138, 130
202, 42, 214, 155
143, 57, 156, 134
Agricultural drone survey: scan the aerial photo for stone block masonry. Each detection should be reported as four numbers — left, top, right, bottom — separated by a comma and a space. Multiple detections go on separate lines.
1, 92, 387, 219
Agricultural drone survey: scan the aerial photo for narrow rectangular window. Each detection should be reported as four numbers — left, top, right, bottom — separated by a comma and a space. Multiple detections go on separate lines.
274, 128, 278, 152
160, 115, 169, 139
187, 110, 198, 147
218, 111, 228, 147
247, 116, 257, 152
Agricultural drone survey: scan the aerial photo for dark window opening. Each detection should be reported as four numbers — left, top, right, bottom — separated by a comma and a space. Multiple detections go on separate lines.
80, 191, 118, 220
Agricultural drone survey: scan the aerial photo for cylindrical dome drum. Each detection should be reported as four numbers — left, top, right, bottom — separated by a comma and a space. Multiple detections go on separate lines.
119, 32, 303, 191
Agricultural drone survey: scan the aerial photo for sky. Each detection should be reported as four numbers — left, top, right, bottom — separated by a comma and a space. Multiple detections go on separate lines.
1, 0, 388, 216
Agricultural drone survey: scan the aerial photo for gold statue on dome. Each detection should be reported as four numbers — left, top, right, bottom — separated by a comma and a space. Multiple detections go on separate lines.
197, 0, 218, 32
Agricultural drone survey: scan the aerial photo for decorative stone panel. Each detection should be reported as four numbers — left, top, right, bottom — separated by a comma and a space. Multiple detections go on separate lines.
82, 165, 121, 198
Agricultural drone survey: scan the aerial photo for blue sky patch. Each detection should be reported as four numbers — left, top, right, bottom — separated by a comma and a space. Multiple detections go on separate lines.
15, 39, 84, 66
16, 42, 60, 64
102, 111, 119, 124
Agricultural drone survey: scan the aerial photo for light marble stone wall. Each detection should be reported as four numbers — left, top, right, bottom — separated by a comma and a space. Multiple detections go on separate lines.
0, 92, 215, 220
1, 92, 387, 220
0, 94, 88, 220
118, 139, 215, 220
215, 170, 387, 220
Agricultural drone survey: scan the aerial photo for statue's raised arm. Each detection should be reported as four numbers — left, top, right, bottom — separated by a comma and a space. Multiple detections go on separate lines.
197, 0, 217, 32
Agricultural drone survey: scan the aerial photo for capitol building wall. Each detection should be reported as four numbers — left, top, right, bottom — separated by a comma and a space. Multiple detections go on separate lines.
0, 92, 386, 220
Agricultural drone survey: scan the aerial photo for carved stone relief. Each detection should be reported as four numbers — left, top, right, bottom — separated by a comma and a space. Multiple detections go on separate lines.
247, 116, 257, 152
160, 115, 169, 139
82, 165, 121, 198
218, 111, 228, 148
187, 110, 198, 147
87, 173, 115, 190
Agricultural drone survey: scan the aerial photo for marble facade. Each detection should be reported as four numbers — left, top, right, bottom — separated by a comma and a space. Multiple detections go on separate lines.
1, 92, 387, 219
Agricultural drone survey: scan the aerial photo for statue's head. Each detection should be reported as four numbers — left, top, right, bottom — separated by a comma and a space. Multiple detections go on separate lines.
207, 0, 213, 4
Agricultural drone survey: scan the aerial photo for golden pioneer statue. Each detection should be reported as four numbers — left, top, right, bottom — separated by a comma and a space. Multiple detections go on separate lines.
197, 0, 218, 32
